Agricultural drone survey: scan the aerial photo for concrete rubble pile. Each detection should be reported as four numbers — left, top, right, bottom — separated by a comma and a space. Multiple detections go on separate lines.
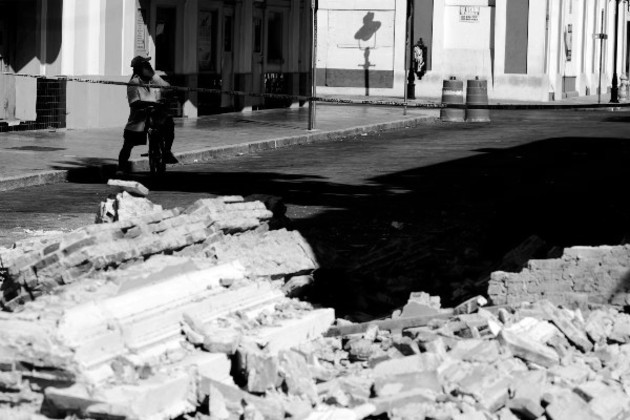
0, 182, 335, 419
1, 181, 630, 419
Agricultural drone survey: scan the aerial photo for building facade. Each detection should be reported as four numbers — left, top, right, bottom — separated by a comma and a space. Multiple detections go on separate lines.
0, 0, 312, 129
316, 0, 630, 102
2, 0, 629, 130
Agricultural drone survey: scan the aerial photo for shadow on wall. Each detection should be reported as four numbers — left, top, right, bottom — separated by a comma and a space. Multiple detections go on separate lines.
354, 12, 381, 96
0, 0, 63, 73
0, 0, 63, 122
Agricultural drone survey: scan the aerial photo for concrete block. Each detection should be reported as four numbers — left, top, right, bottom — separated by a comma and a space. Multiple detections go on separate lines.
202, 376, 285, 420
344, 338, 383, 362
304, 406, 358, 420
373, 353, 443, 380
498, 330, 559, 368
610, 313, 630, 344
246, 308, 335, 354
585, 310, 615, 344
545, 390, 596, 420
107, 179, 149, 197
373, 370, 441, 397
235, 344, 281, 393
541, 302, 593, 352
279, 350, 318, 403
46, 369, 196, 420
369, 388, 436, 417
505, 317, 561, 344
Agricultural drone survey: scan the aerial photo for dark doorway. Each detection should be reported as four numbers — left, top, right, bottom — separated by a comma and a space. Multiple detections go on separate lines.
155, 7, 176, 73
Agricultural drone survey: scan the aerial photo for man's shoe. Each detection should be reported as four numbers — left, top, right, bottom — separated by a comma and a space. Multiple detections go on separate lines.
164, 151, 179, 164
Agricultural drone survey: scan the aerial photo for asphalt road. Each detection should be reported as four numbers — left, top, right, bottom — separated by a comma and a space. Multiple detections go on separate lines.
2, 109, 630, 316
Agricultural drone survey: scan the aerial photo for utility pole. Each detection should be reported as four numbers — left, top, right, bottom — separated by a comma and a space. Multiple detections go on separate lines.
594, 10, 607, 104
406, 0, 416, 100
611, 0, 621, 103
308, 0, 318, 130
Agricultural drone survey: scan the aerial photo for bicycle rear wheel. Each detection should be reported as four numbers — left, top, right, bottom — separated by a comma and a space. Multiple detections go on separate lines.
148, 131, 165, 175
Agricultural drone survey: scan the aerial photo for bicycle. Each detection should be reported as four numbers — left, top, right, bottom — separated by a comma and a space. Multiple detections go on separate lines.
141, 104, 169, 176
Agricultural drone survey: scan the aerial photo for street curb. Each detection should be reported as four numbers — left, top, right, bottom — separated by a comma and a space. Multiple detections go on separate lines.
0, 170, 69, 192
0, 114, 438, 191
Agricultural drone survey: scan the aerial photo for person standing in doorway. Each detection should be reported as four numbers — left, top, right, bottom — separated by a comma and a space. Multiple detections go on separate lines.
117, 55, 178, 175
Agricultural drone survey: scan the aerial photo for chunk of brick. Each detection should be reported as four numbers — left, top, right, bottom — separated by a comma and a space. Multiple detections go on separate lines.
540, 302, 593, 353
373, 370, 441, 397
279, 350, 318, 403
448, 339, 500, 363
235, 344, 281, 394
181, 314, 242, 355
511, 370, 546, 402
318, 376, 372, 407
204, 377, 284, 420
498, 330, 559, 368
453, 295, 488, 315
545, 390, 596, 420
505, 317, 560, 344
108, 179, 149, 197
457, 364, 512, 412
610, 313, 630, 344
370, 388, 436, 417
585, 310, 615, 344
575, 381, 630, 420
373, 353, 443, 379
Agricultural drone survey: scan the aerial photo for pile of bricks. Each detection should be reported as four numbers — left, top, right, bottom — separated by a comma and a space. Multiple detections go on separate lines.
302, 293, 630, 420
0, 186, 316, 311
2, 182, 630, 419
0, 183, 335, 419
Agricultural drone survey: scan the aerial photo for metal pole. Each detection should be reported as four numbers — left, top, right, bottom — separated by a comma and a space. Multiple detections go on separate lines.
406, 0, 416, 100
599, 10, 605, 104
308, 0, 317, 130
611, 0, 620, 103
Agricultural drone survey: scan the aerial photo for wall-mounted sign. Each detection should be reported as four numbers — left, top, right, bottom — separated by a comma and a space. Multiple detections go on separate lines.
459, 6, 480, 23
135, 7, 149, 56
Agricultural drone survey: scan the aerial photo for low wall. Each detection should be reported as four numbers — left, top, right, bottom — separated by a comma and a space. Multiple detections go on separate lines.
488, 245, 630, 307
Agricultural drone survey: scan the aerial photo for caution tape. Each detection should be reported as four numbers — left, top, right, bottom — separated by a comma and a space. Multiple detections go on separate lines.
3, 72, 630, 111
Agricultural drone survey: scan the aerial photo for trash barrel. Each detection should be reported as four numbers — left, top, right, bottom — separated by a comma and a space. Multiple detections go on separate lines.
440, 79, 465, 122
465, 79, 491, 122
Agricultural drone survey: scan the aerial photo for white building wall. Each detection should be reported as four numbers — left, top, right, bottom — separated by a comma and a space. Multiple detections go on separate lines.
316, 0, 409, 97
315, 0, 628, 102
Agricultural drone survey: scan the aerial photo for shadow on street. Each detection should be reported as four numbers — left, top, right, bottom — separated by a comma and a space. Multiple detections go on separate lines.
93, 136, 630, 317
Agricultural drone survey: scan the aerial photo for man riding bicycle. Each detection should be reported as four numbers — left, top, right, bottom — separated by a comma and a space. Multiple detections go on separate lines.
117, 55, 178, 175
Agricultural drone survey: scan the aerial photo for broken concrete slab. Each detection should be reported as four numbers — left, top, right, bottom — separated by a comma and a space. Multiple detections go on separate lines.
540, 301, 593, 353
544, 389, 597, 420
373, 370, 441, 398
498, 330, 559, 368
107, 179, 150, 197
203, 377, 285, 420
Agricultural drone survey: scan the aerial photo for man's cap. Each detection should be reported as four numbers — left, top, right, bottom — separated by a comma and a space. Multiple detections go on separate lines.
130, 55, 151, 68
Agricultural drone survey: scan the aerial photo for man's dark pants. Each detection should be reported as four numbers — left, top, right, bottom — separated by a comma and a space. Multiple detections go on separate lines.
118, 117, 175, 171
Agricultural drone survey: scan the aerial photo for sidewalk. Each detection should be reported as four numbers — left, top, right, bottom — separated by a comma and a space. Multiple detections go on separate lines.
0, 104, 438, 191
319, 92, 621, 106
